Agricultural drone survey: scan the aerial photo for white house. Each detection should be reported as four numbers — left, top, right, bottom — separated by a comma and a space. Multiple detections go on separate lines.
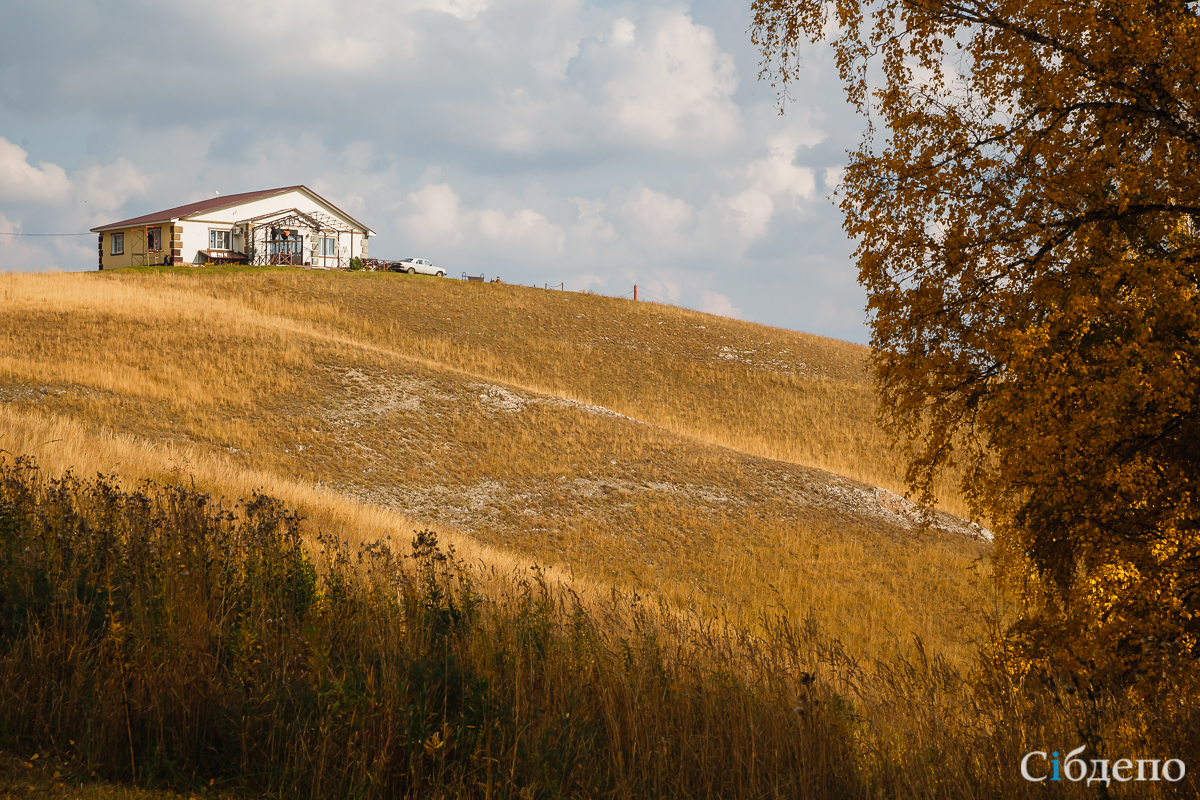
90, 185, 375, 271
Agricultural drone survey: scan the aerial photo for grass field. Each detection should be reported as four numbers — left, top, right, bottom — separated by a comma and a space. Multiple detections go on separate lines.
5, 267, 1199, 799
4, 456, 1195, 800
0, 266, 995, 665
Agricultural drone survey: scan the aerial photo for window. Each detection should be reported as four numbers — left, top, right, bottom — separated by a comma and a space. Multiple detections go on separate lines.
268, 229, 301, 257
110, 232, 124, 255
147, 226, 162, 252
319, 236, 337, 256
209, 229, 232, 251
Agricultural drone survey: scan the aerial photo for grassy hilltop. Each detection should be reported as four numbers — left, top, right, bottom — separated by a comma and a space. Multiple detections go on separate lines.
0, 267, 992, 661
6, 268, 1195, 800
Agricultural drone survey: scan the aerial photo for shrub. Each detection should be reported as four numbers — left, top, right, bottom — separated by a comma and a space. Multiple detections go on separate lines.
0, 456, 860, 798
3, 454, 1195, 798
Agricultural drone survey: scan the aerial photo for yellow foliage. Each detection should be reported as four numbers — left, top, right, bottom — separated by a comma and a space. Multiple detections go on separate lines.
753, 0, 1200, 677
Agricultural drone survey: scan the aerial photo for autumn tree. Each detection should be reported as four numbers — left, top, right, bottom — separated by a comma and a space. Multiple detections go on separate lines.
752, 0, 1200, 675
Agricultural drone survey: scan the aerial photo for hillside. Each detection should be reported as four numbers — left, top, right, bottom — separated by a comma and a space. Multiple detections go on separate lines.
0, 267, 996, 662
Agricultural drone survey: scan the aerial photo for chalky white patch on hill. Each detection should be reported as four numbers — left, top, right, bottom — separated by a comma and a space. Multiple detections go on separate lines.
474, 382, 637, 422
476, 384, 527, 413
819, 484, 992, 542
322, 365, 987, 544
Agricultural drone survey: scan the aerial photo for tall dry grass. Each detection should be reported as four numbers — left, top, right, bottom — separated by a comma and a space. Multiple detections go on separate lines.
0, 269, 992, 664
2, 459, 1194, 799
0, 457, 859, 798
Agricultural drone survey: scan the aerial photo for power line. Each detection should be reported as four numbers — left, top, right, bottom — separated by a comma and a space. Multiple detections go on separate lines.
636, 286, 672, 302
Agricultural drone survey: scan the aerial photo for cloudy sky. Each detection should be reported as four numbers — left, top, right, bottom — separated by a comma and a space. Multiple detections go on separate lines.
0, 0, 869, 342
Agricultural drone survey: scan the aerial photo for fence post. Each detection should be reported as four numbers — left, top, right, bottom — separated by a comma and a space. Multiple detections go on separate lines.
634, 284, 638, 301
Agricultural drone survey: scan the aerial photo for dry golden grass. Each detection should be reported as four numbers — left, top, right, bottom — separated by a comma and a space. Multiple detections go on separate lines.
0, 267, 999, 664
131, 267, 972, 514
7, 458, 1200, 800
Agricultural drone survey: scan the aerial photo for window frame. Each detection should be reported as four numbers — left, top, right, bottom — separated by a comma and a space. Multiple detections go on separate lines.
268, 228, 302, 257
110, 232, 124, 256
319, 236, 337, 257
147, 226, 162, 252
209, 228, 232, 251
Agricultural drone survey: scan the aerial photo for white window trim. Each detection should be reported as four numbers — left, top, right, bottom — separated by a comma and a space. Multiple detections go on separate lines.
110, 232, 124, 256
209, 228, 232, 251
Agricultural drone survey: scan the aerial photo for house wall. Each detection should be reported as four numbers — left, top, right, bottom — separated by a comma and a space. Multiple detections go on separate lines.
179, 219, 248, 264
179, 219, 368, 267
98, 225, 173, 270
186, 189, 350, 228
187, 189, 369, 268
98, 230, 128, 270
308, 229, 370, 269
180, 221, 207, 265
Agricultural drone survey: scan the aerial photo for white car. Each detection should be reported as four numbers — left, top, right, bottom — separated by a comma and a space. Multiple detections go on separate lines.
392, 257, 445, 277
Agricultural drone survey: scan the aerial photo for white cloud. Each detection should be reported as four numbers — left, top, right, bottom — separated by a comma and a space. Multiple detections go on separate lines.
699, 289, 742, 318
403, 183, 465, 246
170, 1, 418, 76
0, 138, 71, 205
609, 17, 637, 47
0, 214, 39, 262
478, 207, 565, 256
566, 272, 609, 292
641, 274, 684, 303
823, 166, 845, 191
419, 0, 491, 21
75, 158, 149, 220
722, 188, 774, 239
532, 37, 583, 82
574, 9, 740, 151
570, 197, 618, 247
436, 6, 743, 157
816, 298, 863, 329
699, 130, 824, 246
402, 181, 565, 257
313, 180, 367, 218
621, 186, 694, 248
0, 213, 81, 272
743, 133, 818, 204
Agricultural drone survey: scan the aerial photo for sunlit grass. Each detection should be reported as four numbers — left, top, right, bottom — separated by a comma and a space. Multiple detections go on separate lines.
3, 461, 1194, 799
1, 267, 988, 664
2, 267, 1197, 798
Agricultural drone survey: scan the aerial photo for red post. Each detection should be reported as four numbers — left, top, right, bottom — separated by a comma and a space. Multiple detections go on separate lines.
634, 284, 637, 301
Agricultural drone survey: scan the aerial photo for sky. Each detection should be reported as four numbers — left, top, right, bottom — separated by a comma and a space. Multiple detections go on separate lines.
0, 0, 870, 343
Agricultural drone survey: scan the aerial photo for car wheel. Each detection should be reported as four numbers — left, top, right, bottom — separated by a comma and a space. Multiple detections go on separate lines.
407, 266, 416, 274
436, 271, 444, 278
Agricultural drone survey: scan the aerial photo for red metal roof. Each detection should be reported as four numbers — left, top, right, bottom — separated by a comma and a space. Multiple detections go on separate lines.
89, 185, 371, 233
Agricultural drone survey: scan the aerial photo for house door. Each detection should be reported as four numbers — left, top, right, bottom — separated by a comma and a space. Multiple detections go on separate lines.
130, 228, 146, 267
